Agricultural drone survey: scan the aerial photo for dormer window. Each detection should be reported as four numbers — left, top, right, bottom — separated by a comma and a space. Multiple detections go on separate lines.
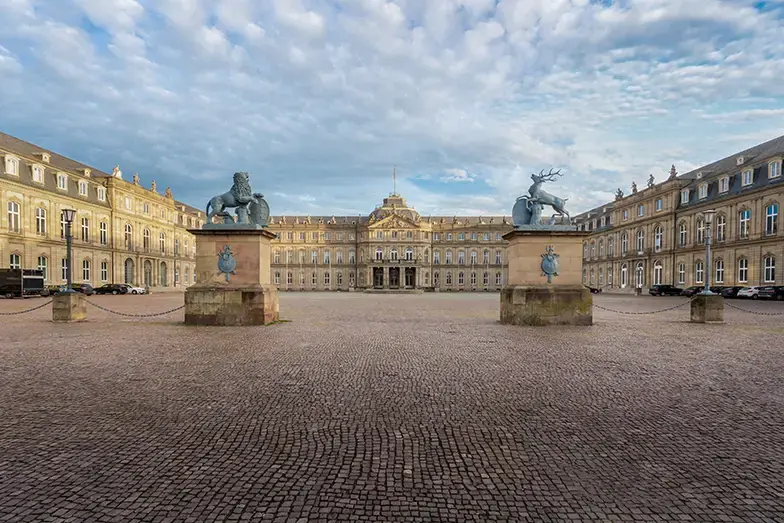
680, 189, 689, 204
742, 169, 753, 186
32, 165, 44, 183
737, 156, 745, 166
699, 184, 708, 199
719, 176, 729, 193
4, 156, 19, 175
57, 173, 68, 190
82, 168, 91, 177
769, 160, 781, 179
97, 187, 106, 201
34, 152, 51, 163
78, 181, 88, 196
696, 172, 703, 179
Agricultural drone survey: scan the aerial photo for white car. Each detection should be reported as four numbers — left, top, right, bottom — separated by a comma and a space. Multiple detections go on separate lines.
737, 286, 761, 299
124, 285, 146, 295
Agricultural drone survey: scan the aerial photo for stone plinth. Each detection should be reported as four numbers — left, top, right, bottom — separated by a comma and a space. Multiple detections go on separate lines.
185, 228, 280, 326
500, 229, 592, 326
52, 292, 87, 322
690, 294, 724, 323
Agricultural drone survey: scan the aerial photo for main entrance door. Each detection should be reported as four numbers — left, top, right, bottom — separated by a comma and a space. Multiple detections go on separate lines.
389, 267, 400, 289
373, 267, 384, 289
404, 267, 416, 288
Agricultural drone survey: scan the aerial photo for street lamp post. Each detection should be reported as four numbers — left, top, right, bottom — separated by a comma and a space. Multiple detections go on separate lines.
62, 208, 76, 293
701, 210, 716, 295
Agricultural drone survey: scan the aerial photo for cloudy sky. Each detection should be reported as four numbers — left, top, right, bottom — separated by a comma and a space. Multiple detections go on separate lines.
1, 0, 783, 217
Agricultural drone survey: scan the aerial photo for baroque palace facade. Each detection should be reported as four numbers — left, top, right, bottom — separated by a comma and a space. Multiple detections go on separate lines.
0, 132, 204, 290
574, 134, 784, 292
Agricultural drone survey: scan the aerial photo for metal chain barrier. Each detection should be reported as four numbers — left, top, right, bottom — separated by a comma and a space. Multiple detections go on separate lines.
0, 299, 54, 316
723, 301, 784, 316
85, 299, 184, 318
592, 298, 694, 315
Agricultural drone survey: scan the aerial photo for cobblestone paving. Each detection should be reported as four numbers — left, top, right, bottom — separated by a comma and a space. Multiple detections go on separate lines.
1, 293, 783, 522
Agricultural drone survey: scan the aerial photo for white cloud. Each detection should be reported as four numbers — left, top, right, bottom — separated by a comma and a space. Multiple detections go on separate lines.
0, 0, 783, 216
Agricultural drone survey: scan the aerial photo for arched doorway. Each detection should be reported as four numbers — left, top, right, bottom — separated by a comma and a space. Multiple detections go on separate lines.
160, 262, 167, 287
144, 260, 152, 287
635, 261, 645, 288
124, 258, 135, 284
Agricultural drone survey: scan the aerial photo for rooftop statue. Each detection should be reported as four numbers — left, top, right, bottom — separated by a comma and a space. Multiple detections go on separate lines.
631, 181, 638, 194
647, 174, 655, 188
615, 188, 624, 200
512, 168, 574, 229
205, 171, 269, 228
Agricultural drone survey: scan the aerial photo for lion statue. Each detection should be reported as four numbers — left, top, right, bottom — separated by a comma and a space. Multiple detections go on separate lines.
206, 171, 265, 225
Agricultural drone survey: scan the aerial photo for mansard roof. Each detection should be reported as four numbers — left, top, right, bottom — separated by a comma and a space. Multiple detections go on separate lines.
680, 134, 784, 184
0, 131, 112, 177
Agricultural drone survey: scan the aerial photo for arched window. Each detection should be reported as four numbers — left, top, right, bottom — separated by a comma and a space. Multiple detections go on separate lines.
311, 250, 317, 263
765, 203, 778, 235
635, 230, 644, 252
458, 272, 464, 285
337, 271, 343, 286
696, 218, 705, 244
598, 240, 604, 258
470, 271, 476, 286
482, 271, 489, 285
654, 226, 663, 252
715, 259, 724, 283
470, 250, 477, 264
590, 268, 595, 284
483, 250, 489, 264
445, 272, 452, 286
739, 209, 751, 238
324, 250, 331, 264
5, 156, 19, 175
445, 249, 453, 264
349, 250, 356, 264
124, 224, 133, 249
37, 256, 48, 280
35, 208, 47, 235
695, 260, 704, 284
620, 263, 628, 288
299, 249, 306, 264
390, 248, 398, 261
635, 261, 644, 287
458, 250, 465, 265
336, 250, 343, 264
143, 229, 151, 251
9, 253, 21, 269
716, 214, 726, 242
678, 222, 687, 246
608, 237, 614, 256
405, 247, 413, 261
287, 271, 293, 285
737, 257, 748, 283
764, 255, 776, 282
375, 247, 383, 261
159, 232, 166, 254
598, 268, 603, 285
433, 271, 440, 286
590, 241, 596, 258
621, 233, 629, 255
7, 201, 20, 232
653, 261, 662, 285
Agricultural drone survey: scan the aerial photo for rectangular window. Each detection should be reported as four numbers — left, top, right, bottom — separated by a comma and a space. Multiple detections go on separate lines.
299, 232, 305, 241
698, 184, 707, 199
715, 260, 724, 283
99, 222, 107, 245
637, 204, 644, 217
719, 177, 729, 193
79, 181, 88, 196
622, 210, 629, 221
678, 263, 685, 285
82, 260, 90, 281
61, 258, 68, 281
37, 256, 47, 280
446, 233, 453, 241
483, 232, 489, 241
81, 218, 89, 242
655, 199, 662, 211
32, 166, 43, 183
433, 233, 440, 241
742, 169, 753, 186
738, 258, 748, 283
287, 232, 293, 240
433, 251, 441, 264
143, 203, 150, 214
97, 187, 106, 201
739, 209, 750, 239
312, 232, 318, 240
769, 161, 781, 178
9, 253, 21, 269
495, 250, 502, 264
57, 174, 68, 190
311, 250, 317, 264
101, 261, 108, 282
695, 262, 704, 284
680, 190, 689, 204
125, 196, 132, 210
471, 232, 477, 240
324, 232, 330, 240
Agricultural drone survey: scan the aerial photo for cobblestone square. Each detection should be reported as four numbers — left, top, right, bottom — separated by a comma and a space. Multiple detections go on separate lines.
1, 292, 783, 522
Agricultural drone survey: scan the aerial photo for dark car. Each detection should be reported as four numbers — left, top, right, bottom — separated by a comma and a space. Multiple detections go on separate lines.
721, 286, 745, 298
584, 285, 602, 294
71, 283, 94, 296
40, 284, 65, 297
649, 284, 683, 296
758, 286, 784, 300
95, 284, 128, 295
680, 286, 703, 297
709, 286, 725, 294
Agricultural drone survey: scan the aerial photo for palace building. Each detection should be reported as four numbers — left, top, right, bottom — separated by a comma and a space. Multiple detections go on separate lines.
0, 132, 204, 290
574, 134, 784, 292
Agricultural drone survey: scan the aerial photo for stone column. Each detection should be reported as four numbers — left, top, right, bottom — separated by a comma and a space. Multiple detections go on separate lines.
383, 266, 389, 289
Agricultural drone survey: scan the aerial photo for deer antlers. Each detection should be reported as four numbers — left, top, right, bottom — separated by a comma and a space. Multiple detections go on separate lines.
533, 167, 563, 182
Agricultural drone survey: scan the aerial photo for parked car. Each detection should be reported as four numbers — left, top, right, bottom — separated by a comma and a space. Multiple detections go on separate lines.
649, 284, 683, 296
122, 284, 146, 295
721, 286, 745, 298
94, 284, 128, 295
758, 286, 784, 300
680, 286, 703, 297
709, 286, 726, 294
584, 285, 602, 294
40, 284, 65, 297
737, 286, 762, 299
71, 283, 94, 296
0, 268, 45, 298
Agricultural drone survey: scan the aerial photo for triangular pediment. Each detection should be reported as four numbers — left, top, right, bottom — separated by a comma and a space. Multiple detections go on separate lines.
368, 213, 420, 229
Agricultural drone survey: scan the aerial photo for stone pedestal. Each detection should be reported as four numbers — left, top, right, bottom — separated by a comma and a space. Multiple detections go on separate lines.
690, 294, 724, 323
52, 292, 87, 322
500, 228, 592, 326
185, 228, 279, 326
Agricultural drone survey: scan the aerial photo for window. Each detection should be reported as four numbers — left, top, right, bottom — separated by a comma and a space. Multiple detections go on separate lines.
391, 231, 398, 240
764, 256, 775, 283
446, 250, 453, 264
495, 272, 502, 285
715, 259, 724, 283
483, 232, 489, 241
679, 222, 687, 246
424, 249, 429, 263
405, 231, 412, 240
433, 233, 440, 241
495, 250, 502, 264
125, 224, 133, 249
324, 232, 330, 240
698, 184, 707, 199
599, 240, 605, 257
299, 272, 305, 285
375, 248, 382, 261
336, 250, 343, 264
287, 272, 293, 285
274, 272, 280, 285
143, 229, 151, 251
608, 268, 613, 285
635, 230, 644, 252
608, 238, 614, 256
446, 272, 452, 286
57, 174, 68, 190
458, 272, 464, 285
143, 203, 150, 214
482, 271, 489, 285
635, 262, 644, 288
470, 251, 477, 264
273, 250, 280, 264
174, 239, 180, 256
125, 196, 132, 210
738, 257, 748, 283
82, 259, 91, 281
637, 204, 644, 217
742, 169, 753, 186
470, 271, 476, 286
337, 232, 343, 241
285, 250, 292, 263
433, 251, 441, 265
7, 201, 20, 232
324, 250, 331, 264
653, 262, 662, 285
337, 272, 343, 286
716, 215, 726, 242
496, 233, 502, 241
621, 233, 628, 256
312, 250, 318, 263
78, 181, 88, 196
9, 253, 21, 269
312, 232, 319, 240
739, 209, 750, 239
159, 232, 166, 254
37, 256, 47, 280
405, 248, 413, 261
299, 232, 305, 241
771, 161, 782, 178
590, 242, 596, 258
81, 217, 89, 242
457, 251, 465, 265
620, 264, 628, 288
765, 203, 778, 235
654, 227, 663, 252
483, 250, 489, 264
390, 249, 397, 261
35, 208, 46, 235
695, 261, 704, 284
32, 165, 43, 182
458, 233, 465, 241
101, 261, 108, 282
678, 263, 685, 285
6, 157, 19, 175
61, 258, 68, 281
60, 211, 67, 238
310, 272, 317, 286
696, 219, 705, 244
97, 187, 106, 201
719, 177, 729, 193
622, 209, 629, 221
447, 233, 453, 241
680, 190, 689, 204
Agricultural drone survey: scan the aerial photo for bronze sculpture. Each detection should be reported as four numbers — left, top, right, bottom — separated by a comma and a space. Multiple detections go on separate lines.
513, 168, 572, 227
205, 171, 269, 227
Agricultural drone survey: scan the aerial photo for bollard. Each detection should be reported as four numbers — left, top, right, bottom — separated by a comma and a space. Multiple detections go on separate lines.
52, 292, 87, 322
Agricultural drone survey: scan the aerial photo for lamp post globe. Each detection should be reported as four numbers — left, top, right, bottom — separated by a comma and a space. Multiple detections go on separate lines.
701, 210, 717, 295
62, 208, 76, 293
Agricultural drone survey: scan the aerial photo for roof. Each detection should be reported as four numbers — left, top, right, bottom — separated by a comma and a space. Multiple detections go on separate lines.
268, 215, 511, 226
680, 134, 784, 183
0, 131, 112, 177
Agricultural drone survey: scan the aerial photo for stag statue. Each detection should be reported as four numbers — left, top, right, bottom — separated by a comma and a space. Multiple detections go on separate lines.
513, 168, 572, 227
